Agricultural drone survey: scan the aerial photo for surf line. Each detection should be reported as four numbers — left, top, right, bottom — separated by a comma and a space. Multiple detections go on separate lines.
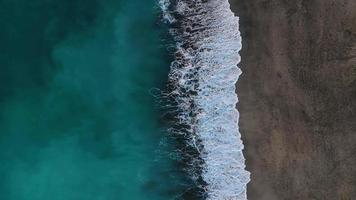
159, 0, 251, 199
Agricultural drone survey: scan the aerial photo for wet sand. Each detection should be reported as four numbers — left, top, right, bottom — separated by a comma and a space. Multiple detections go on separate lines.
229, 0, 356, 199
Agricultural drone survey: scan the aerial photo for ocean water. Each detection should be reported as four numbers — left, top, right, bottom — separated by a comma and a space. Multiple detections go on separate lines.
0, 0, 191, 199
0, 0, 250, 199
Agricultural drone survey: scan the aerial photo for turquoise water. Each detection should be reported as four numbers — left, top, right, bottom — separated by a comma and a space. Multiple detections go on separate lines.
0, 0, 190, 199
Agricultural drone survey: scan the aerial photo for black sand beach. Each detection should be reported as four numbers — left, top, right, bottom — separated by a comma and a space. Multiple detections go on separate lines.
229, 0, 356, 199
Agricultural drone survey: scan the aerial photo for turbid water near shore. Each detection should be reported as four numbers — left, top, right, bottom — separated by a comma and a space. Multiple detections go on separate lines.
229, 0, 356, 199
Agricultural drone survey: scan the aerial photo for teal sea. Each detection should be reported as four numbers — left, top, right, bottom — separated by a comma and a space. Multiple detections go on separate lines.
0, 0, 190, 199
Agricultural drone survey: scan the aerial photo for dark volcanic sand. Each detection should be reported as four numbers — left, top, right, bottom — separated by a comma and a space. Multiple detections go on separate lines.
229, 0, 356, 199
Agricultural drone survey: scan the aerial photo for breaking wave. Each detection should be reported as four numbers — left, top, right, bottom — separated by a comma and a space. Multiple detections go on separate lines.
159, 0, 251, 199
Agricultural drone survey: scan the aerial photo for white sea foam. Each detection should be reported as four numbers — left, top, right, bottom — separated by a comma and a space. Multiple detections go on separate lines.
159, 0, 250, 199
158, 0, 176, 23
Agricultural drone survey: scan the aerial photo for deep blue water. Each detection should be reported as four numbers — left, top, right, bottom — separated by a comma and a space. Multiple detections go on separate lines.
0, 0, 191, 199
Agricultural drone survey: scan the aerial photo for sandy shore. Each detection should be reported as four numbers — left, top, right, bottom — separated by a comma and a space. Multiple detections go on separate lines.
229, 0, 356, 199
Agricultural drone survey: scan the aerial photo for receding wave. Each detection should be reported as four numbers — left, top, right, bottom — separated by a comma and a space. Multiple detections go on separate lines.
159, 0, 250, 199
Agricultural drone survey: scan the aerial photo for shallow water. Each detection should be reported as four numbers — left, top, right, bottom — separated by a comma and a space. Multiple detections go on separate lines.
0, 1, 190, 199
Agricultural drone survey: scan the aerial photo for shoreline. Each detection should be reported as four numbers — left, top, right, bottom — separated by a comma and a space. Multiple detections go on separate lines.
230, 0, 356, 199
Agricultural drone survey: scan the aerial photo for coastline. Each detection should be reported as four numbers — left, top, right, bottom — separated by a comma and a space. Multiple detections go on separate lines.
229, 0, 356, 199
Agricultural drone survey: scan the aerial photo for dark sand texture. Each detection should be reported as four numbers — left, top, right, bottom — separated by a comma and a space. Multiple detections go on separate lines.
229, 0, 356, 199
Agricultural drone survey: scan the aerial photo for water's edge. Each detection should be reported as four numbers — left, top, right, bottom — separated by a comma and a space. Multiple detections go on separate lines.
159, 0, 251, 199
